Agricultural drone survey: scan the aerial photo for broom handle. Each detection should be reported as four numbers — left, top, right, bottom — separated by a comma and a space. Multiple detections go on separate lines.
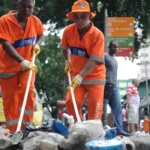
68, 71, 81, 122
16, 54, 36, 132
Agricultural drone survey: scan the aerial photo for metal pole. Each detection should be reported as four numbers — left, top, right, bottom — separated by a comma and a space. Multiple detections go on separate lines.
144, 61, 150, 133
144, 61, 149, 117
104, 8, 108, 52
103, 8, 108, 126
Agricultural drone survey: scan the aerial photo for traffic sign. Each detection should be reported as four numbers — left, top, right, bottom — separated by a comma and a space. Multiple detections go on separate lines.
116, 47, 134, 57
107, 17, 134, 37
106, 47, 134, 57
107, 37, 134, 47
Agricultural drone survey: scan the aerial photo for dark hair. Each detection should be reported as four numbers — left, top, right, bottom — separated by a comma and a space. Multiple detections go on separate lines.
109, 41, 117, 48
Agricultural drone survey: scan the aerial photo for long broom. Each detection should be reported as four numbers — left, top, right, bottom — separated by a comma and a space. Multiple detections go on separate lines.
16, 54, 36, 132
67, 71, 81, 123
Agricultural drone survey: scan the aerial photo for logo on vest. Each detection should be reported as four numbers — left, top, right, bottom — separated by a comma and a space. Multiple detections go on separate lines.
78, 49, 86, 56
24, 39, 33, 45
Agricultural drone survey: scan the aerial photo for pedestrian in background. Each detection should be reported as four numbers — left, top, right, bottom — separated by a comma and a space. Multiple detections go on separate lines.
122, 105, 128, 133
126, 78, 140, 135
103, 41, 130, 136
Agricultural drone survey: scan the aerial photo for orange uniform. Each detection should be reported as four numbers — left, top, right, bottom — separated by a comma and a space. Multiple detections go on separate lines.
61, 23, 106, 121
0, 11, 44, 132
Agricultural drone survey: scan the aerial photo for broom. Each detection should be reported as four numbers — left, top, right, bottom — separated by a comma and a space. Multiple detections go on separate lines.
67, 71, 81, 123
16, 54, 36, 132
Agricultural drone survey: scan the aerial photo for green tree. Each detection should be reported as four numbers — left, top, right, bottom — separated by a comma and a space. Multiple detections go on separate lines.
0, 0, 16, 16
35, 0, 150, 55
1, 0, 150, 108
1, 0, 150, 54
35, 34, 65, 106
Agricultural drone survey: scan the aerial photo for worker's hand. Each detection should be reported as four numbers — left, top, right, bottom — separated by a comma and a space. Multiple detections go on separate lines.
32, 44, 40, 57
21, 60, 38, 73
67, 74, 83, 91
65, 60, 71, 74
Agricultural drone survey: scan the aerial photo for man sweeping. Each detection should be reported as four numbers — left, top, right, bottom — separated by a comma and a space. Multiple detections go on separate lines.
61, 0, 106, 122
0, 0, 44, 133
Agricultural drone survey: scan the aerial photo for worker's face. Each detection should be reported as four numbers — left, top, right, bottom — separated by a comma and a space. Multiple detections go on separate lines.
72, 12, 91, 29
109, 42, 118, 55
17, 0, 35, 18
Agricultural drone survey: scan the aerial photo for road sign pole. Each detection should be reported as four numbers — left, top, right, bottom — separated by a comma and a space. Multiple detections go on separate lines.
104, 8, 108, 52
103, 8, 108, 126
137, 60, 150, 131
144, 62, 150, 118
143, 61, 150, 134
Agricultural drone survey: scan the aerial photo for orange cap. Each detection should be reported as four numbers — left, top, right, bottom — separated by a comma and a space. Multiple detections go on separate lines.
66, 0, 96, 20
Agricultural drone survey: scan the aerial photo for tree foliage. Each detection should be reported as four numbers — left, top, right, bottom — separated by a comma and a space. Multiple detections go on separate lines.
35, 0, 150, 55
35, 35, 65, 106
1, 0, 150, 53
1, 0, 150, 107
0, 0, 16, 16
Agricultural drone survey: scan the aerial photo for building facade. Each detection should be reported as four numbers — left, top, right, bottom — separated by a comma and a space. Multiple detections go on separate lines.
138, 46, 150, 81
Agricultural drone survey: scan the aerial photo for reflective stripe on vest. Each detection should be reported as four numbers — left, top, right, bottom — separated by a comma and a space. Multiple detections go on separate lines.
0, 69, 28, 79
6, 119, 32, 126
0, 72, 18, 78
19, 107, 34, 115
81, 79, 106, 85
89, 56, 104, 63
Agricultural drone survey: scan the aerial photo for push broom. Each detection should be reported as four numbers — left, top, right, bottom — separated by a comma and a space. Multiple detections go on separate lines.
67, 71, 81, 123
16, 54, 36, 132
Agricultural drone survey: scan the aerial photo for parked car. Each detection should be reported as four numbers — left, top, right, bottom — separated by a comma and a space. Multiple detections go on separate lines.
0, 90, 44, 127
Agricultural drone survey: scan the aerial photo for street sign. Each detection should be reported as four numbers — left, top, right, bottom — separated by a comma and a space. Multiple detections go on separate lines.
106, 47, 134, 56
116, 47, 134, 57
107, 17, 134, 37
107, 17, 134, 56
107, 37, 134, 47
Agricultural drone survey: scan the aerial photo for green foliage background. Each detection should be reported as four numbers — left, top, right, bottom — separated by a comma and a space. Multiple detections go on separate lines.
1, 0, 150, 111
35, 35, 66, 106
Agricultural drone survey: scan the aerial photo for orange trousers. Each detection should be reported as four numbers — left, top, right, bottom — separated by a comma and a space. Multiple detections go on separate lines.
65, 84, 104, 122
0, 70, 36, 133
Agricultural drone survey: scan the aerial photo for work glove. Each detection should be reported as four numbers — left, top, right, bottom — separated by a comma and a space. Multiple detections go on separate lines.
32, 44, 40, 57
64, 60, 71, 74
67, 74, 83, 91
21, 60, 38, 73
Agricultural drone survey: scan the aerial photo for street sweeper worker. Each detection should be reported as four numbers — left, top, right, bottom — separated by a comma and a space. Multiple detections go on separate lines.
0, 0, 44, 133
61, 0, 106, 122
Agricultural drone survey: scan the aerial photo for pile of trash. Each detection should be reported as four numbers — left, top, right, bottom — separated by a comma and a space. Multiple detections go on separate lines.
0, 113, 143, 150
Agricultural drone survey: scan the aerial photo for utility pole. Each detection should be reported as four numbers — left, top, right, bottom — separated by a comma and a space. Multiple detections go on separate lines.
137, 52, 150, 133
143, 61, 150, 117
104, 8, 108, 52
137, 52, 150, 118
103, 7, 108, 126
143, 60, 150, 134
